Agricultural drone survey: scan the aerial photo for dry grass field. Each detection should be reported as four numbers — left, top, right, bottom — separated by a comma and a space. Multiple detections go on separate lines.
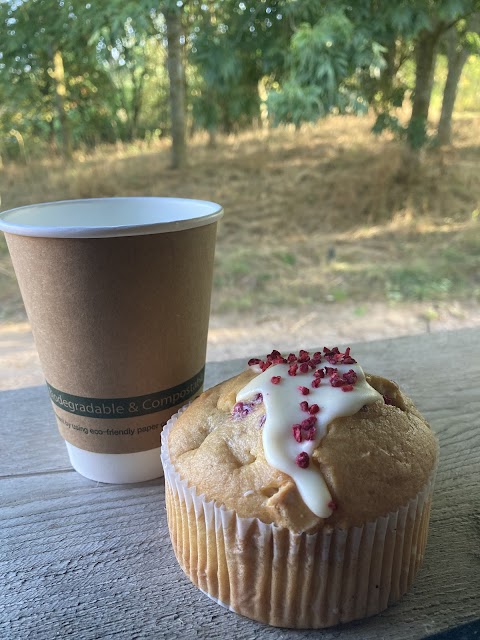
1, 113, 479, 363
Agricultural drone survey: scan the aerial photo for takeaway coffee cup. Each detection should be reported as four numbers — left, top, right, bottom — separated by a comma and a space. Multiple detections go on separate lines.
0, 197, 223, 483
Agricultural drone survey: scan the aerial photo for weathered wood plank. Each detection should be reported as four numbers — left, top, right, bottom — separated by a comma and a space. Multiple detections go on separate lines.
0, 385, 71, 476
1, 451, 479, 640
1, 328, 479, 639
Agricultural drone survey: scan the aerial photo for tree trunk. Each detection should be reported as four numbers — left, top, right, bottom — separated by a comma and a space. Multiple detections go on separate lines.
130, 69, 146, 141
207, 128, 217, 148
437, 33, 469, 146
407, 30, 439, 149
52, 50, 73, 160
437, 13, 480, 146
165, 7, 187, 169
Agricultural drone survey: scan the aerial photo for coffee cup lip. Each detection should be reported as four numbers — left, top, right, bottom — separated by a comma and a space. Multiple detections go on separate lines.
0, 197, 224, 238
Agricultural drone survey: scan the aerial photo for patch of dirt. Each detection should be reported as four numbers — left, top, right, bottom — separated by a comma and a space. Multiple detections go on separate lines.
206, 301, 480, 361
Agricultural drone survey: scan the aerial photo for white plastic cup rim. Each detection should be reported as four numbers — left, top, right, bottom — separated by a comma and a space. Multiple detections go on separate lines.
0, 197, 224, 239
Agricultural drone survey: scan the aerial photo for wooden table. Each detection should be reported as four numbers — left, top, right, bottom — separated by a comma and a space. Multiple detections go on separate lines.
1, 329, 480, 640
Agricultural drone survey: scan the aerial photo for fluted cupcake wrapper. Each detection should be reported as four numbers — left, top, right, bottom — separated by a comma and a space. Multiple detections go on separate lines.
161, 408, 436, 629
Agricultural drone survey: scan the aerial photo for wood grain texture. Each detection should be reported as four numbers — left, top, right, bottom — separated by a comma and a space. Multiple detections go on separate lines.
1, 329, 479, 639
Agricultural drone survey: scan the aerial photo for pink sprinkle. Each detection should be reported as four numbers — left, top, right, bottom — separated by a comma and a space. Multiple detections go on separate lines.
330, 373, 343, 387
292, 424, 302, 443
309, 404, 320, 414
341, 384, 354, 392
232, 402, 252, 418
341, 347, 356, 364
296, 452, 310, 468
304, 426, 316, 441
288, 363, 298, 376
248, 358, 261, 366
343, 369, 358, 385
328, 500, 337, 511
323, 347, 340, 358
271, 375, 282, 385
298, 386, 310, 396
311, 378, 321, 388
301, 416, 317, 429
328, 354, 343, 365
300, 400, 309, 412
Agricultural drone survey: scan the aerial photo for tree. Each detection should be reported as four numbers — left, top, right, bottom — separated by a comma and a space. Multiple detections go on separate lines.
187, 1, 285, 144
0, 0, 122, 158
373, 0, 480, 149
266, 7, 385, 127
163, 4, 187, 168
51, 49, 73, 158
268, 0, 480, 149
0, 0, 180, 160
437, 13, 480, 145
0, 0, 79, 158
91, 10, 167, 143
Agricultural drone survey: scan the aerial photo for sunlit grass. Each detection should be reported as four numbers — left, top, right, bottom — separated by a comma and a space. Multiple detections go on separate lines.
1, 112, 479, 320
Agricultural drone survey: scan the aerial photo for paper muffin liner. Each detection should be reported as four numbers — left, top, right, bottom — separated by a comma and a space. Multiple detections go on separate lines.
161, 408, 437, 629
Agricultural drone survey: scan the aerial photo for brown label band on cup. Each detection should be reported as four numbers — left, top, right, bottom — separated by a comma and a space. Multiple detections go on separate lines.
47, 367, 204, 454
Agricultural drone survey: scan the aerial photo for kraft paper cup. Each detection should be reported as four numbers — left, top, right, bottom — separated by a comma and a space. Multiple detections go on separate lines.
161, 409, 436, 629
0, 197, 223, 483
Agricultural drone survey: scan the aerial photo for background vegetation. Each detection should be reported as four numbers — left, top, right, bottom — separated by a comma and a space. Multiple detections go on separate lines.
1, 0, 479, 162
0, 0, 479, 329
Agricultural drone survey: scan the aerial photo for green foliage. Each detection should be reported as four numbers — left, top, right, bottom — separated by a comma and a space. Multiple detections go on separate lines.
267, 8, 384, 126
368, 0, 480, 148
91, 12, 169, 141
267, 81, 324, 127
372, 111, 429, 149
407, 116, 430, 150
278, 252, 297, 266
188, 1, 284, 134
0, 0, 479, 159
0, 0, 169, 158
371, 112, 404, 136
386, 265, 453, 302
464, 30, 480, 54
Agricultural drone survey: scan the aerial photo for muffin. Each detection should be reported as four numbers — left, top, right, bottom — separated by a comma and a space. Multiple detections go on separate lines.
161, 347, 438, 628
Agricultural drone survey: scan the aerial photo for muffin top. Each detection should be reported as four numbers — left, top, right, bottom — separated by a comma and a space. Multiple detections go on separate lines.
167, 347, 438, 532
